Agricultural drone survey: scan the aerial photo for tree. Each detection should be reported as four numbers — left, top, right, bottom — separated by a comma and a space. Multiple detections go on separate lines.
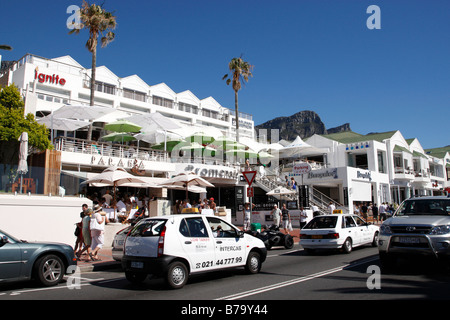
69, 1, 117, 140
222, 56, 254, 142
0, 84, 51, 165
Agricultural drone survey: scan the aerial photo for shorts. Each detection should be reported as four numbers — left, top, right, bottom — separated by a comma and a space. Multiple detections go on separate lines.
282, 219, 290, 229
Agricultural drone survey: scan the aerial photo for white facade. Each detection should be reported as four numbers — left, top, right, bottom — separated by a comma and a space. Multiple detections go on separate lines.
2, 54, 254, 139
299, 130, 449, 213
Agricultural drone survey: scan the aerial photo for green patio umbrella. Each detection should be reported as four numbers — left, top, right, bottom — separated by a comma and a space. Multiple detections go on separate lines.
151, 139, 188, 152
104, 120, 142, 133
101, 132, 137, 142
185, 131, 216, 144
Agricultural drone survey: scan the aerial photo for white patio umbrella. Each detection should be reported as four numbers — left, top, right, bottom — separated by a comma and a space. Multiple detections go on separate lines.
17, 132, 28, 194
266, 186, 296, 202
52, 104, 115, 121
160, 172, 214, 199
83, 167, 149, 220
124, 113, 182, 152
37, 117, 90, 131
280, 136, 327, 158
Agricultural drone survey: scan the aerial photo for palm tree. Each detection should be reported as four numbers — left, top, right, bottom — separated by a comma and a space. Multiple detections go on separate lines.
222, 56, 253, 142
0, 45, 13, 50
69, 1, 116, 140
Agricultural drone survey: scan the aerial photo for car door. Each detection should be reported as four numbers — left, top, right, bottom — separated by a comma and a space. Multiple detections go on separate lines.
179, 217, 216, 273
0, 233, 22, 282
343, 215, 361, 246
206, 217, 246, 268
353, 215, 372, 245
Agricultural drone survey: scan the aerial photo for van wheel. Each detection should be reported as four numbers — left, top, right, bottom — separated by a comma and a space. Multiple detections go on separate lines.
245, 251, 261, 274
166, 261, 188, 289
125, 271, 147, 284
342, 238, 352, 254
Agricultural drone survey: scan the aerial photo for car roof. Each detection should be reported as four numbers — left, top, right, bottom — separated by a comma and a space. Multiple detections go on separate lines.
141, 214, 217, 221
406, 196, 450, 201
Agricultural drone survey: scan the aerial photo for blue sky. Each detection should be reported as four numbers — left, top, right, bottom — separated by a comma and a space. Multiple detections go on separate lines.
1, 0, 449, 149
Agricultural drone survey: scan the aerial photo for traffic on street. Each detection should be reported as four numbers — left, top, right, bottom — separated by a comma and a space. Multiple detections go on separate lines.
1, 237, 450, 303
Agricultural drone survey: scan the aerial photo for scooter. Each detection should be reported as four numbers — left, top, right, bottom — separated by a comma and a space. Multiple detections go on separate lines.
247, 224, 294, 250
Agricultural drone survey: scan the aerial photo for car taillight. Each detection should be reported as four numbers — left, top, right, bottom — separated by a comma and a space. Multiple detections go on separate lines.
325, 233, 339, 239
300, 234, 308, 239
158, 226, 166, 257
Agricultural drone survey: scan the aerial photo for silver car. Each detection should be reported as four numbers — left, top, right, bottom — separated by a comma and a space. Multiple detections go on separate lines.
378, 196, 450, 268
0, 229, 77, 286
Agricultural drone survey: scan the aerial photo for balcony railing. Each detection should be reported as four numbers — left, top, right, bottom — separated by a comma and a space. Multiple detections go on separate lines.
54, 137, 169, 162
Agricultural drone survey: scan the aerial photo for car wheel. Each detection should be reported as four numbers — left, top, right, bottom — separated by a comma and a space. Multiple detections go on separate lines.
284, 235, 294, 249
245, 251, 261, 274
342, 238, 352, 254
33, 254, 65, 287
125, 271, 147, 284
371, 232, 379, 247
166, 261, 188, 289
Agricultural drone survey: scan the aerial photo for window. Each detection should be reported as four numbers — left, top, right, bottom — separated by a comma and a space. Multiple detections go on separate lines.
377, 151, 386, 173
152, 95, 173, 109
129, 219, 166, 237
304, 216, 338, 229
94, 81, 116, 95
344, 216, 356, 228
124, 88, 146, 102
206, 217, 239, 238
179, 218, 209, 238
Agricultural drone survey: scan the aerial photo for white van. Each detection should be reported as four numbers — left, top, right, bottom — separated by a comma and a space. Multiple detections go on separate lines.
122, 214, 267, 289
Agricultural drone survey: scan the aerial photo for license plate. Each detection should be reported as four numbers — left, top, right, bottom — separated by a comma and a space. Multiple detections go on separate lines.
399, 237, 420, 244
131, 261, 144, 269
311, 235, 323, 239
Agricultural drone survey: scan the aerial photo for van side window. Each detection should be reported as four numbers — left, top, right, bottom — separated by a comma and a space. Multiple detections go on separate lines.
179, 218, 209, 238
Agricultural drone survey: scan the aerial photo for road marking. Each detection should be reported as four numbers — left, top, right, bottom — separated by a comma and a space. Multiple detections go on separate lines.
216, 256, 378, 300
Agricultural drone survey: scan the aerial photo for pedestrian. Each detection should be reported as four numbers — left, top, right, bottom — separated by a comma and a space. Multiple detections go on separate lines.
209, 197, 217, 213
90, 204, 108, 261
311, 204, 320, 217
243, 202, 252, 231
280, 203, 291, 235
271, 204, 281, 227
361, 202, 368, 220
74, 204, 87, 257
379, 202, 386, 222
299, 206, 308, 229
290, 177, 297, 190
76, 207, 93, 261
372, 203, 379, 224
328, 202, 336, 214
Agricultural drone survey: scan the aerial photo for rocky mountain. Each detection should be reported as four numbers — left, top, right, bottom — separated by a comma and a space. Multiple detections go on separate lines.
255, 110, 351, 141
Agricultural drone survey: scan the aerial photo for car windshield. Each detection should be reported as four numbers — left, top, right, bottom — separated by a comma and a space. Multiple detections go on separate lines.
304, 216, 338, 229
395, 199, 450, 216
128, 219, 166, 237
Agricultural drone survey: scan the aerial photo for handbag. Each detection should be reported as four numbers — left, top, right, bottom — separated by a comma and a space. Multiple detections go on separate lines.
288, 221, 293, 232
90, 213, 104, 231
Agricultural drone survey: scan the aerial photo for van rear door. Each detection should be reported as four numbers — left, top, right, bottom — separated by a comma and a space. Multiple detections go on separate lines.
125, 219, 167, 258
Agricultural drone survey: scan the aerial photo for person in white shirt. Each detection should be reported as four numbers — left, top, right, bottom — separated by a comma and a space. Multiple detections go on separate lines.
271, 205, 282, 227
328, 202, 336, 214
299, 206, 308, 229
102, 190, 113, 206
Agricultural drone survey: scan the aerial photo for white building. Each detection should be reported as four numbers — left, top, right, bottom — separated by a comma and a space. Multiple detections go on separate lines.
299, 130, 449, 213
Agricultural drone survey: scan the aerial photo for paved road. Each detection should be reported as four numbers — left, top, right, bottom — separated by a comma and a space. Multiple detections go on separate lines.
1, 244, 450, 304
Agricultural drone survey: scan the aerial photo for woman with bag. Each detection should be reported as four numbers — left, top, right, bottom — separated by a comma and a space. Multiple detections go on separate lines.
90, 204, 109, 261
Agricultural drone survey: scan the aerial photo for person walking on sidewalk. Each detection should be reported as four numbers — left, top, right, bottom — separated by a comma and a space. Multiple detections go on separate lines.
90, 204, 109, 261
280, 203, 292, 235
270, 204, 281, 227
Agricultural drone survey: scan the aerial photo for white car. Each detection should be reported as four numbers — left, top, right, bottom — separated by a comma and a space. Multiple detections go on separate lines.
122, 214, 267, 289
300, 214, 379, 254
112, 225, 133, 261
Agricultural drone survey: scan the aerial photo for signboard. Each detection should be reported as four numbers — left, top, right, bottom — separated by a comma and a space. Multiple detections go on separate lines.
293, 162, 311, 175
242, 171, 257, 187
247, 187, 254, 197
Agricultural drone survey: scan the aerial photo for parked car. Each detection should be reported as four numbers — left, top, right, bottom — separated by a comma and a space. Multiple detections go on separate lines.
378, 196, 450, 269
0, 229, 77, 286
122, 214, 267, 289
112, 225, 133, 261
300, 214, 379, 254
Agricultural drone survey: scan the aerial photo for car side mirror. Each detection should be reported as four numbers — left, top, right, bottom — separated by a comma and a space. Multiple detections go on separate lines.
238, 230, 245, 238
1, 236, 9, 245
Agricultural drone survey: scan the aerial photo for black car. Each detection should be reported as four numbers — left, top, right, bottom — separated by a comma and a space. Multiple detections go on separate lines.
0, 229, 77, 286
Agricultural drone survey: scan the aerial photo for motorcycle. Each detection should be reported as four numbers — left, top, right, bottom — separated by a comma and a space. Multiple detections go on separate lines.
247, 224, 294, 250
